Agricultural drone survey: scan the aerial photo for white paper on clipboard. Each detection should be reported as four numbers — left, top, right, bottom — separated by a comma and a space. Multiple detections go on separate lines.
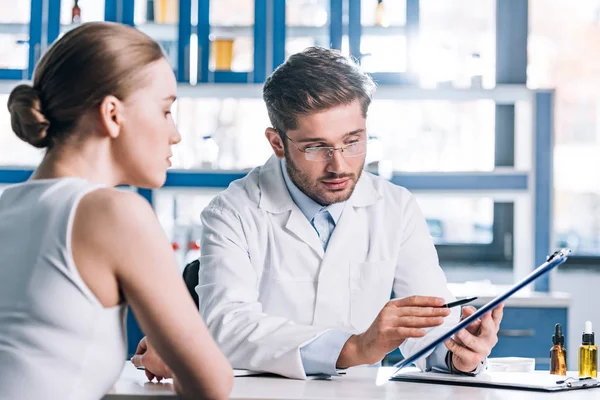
390, 367, 600, 392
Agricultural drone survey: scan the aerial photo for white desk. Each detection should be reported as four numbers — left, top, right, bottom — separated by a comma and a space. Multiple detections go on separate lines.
105, 362, 599, 399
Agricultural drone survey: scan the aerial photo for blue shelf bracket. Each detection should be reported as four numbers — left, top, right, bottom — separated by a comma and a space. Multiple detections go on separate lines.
178, 0, 192, 83
534, 91, 555, 292
197, 0, 210, 83
105, 0, 118, 22
348, 0, 361, 62
253, 0, 267, 83
122, 0, 135, 26
329, 0, 342, 50
272, 0, 286, 71
405, 0, 419, 82
47, 0, 62, 46
28, 0, 44, 79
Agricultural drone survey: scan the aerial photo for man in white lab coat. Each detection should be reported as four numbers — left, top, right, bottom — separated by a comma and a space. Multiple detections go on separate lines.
135, 47, 503, 380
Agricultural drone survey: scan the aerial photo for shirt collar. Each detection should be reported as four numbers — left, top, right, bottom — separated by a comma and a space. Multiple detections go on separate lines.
280, 158, 345, 224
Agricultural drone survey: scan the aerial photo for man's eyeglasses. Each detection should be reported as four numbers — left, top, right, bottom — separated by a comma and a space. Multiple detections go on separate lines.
281, 132, 368, 162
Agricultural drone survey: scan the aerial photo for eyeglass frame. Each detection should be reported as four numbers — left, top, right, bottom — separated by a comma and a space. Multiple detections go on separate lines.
277, 130, 370, 162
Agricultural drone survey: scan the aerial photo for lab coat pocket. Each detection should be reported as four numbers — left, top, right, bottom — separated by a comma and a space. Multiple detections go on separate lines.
349, 261, 395, 332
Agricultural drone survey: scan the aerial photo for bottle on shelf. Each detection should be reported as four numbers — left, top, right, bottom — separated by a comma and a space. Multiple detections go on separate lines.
154, 0, 178, 24
469, 52, 483, 89
375, 0, 389, 28
71, 0, 81, 24
199, 135, 220, 169
212, 37, 235, 71
146, 0, 155, 22
172, 241, 185, 273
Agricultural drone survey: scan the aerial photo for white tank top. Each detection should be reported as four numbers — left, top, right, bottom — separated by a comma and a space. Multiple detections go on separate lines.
0, 178, 127, 400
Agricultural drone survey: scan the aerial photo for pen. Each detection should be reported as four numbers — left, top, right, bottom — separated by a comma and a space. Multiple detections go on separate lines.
442, 296, 478, 309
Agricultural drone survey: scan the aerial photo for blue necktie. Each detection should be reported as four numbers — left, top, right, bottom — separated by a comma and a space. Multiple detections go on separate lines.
312, 208, 335, 250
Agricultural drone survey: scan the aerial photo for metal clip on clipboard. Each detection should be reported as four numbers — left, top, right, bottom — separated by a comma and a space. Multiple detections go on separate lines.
557, 377, 600, 389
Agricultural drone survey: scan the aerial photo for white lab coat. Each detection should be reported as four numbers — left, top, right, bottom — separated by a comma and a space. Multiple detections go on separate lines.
197, 155, 460, 379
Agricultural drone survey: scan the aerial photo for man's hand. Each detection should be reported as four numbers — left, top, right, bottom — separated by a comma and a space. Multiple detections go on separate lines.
444, 304, 504, 374
337, 296, 451, 368
130, 336, 173, 382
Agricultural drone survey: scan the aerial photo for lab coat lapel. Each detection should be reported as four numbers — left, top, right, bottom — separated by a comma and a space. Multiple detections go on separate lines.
284, 207, 325, 259
322, 172, 382, 269
258, 155, 325, 258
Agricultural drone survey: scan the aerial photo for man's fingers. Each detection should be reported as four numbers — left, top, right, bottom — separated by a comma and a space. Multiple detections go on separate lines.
391, 327, 427, 339
460, 306, 477, 318
135, 337, 148, 355
479, 311, 498, 337
444, 339, 481, 367
461, 306, 483, 334
492, 304, 504, 331
390, 306, 451, 318
131, 354, 143, 369
455, 329, 491, 356
390, 296, 445, 308
465, 319, 482, 335
145, 369, 155, 382
392, 316, 445, 328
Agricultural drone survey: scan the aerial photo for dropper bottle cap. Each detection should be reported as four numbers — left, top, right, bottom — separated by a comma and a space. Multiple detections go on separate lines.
582, 321, 595, 345
552, 323, 564, 346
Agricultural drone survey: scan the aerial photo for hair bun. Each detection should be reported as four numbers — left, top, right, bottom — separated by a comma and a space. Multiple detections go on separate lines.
7, 84, 51, 148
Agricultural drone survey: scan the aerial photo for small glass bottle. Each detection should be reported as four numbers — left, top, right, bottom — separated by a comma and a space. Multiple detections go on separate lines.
71, 0, 81, 24
146, 0, 155, 22
550, 323, 567, 375
375, 0, 389, 27
578, 321, 598, 378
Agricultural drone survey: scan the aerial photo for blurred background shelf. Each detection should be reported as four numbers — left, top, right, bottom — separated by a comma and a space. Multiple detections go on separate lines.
0, 22, 410, 41
0, 80, 534, 102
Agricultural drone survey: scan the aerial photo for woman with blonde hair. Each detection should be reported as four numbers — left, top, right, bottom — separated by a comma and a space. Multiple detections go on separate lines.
0, 22, 232, 400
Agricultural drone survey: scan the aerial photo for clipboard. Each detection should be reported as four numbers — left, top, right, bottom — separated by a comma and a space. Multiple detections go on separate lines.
391, 368, 600, 392
380, 248, 572, 384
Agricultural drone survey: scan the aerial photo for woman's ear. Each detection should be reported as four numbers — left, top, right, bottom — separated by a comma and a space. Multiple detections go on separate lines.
98, 95, 124, 139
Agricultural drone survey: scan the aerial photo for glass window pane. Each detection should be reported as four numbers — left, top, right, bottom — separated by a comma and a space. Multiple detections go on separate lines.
415, 196, 494, 245
172, 98, 497, 173
0, 2, 30, 70
0, 95, 45, 166
0, 2, 30, 23
360, 35, 406, 73
286, 0, 330, 58
155, 190, 221, 271
132, 0, 179, 72
419, 0, 495, 88
0, 34, 29, 70
210, 0, 254, 72
173, 98, 271, 170
359, 0, 407, 73
368, 100, 495, 172
529, 0, 600, 256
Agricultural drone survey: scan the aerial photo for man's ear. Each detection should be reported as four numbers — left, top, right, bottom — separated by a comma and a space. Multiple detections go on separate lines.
265, 127, 285, 158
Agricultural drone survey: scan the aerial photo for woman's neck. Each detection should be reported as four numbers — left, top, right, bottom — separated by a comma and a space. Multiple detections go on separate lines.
31, 143, 123, 187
